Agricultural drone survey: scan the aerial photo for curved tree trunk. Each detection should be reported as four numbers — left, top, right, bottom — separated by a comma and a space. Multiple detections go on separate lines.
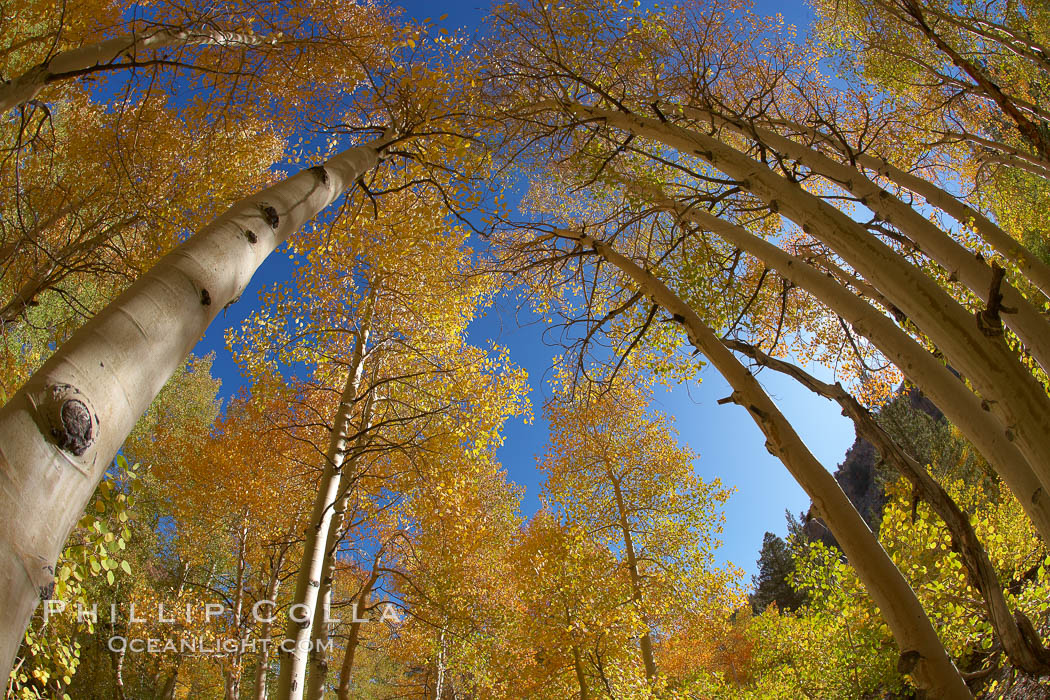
764, 115, 1050, 299
0, 27, 273, 113
647, 196, 1050, 542
561, 227, 971, 698
694, 107, 1050, 370
0, 136, 388, 681
724, 337, 1050, 674
275, 297, 376, 700
562, 103, 1050, 502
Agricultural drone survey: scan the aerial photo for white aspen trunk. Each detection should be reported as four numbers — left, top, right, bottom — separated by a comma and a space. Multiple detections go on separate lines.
275, 298, 375, 700
566, 104, 1050, 502
0, 137, 388, 680
0, 27, 275, 113
723, 338, 1050, 674
225, 510, 250, 700
304, 388, 377, 700
434, 628, 448, 700
335, 577, 377, 700
764, 116, 1050, 300
566, 229, 971, 698
653, 198, 1050, 541
252, 548, 286, 700
607, 470, 656, 679
695, 109, 1050, 371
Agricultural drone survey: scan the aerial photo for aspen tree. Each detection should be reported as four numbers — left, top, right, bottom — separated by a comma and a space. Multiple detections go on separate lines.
761, 115, 1050, 300
675, 104, 1050, 370
274, 295, 375, 700
546, 226, 971, 698
0, 27, 277, 114
334, 566, 381, 699
487, 0, 1050, 517
640, 193, 1050, 541
722, 337, 1050, 674
0, 136, 389, 679
541, 373, 741, 684
811, 0, 1050, 168
303, 387, 377, 700
539, 100, 1050, 520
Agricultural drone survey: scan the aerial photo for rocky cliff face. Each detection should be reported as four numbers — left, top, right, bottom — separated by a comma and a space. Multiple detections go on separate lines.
802, 386, 943, 548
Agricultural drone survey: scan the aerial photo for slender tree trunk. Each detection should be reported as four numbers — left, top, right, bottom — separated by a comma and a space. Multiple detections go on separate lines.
225, 510, 250, 700
303, 579, 333, 700
607, 471, 657, 679
564, 103, 1050, 502
109, 619, 127, 700
336, 578, 377, 700
572, 644, 589, 700
724, 338, 1050, 674
252, 548, 287, 700
434, 628, 448, 700
275, 297, 376, 700
649, 195, 1050, 542
766, 115, 1050, 290
305, 386, 378, 700
697, 107, 1050, 369
0, 27, 274, 113
563, 228, 972, 698
858, 148, 1050, 296
0, 136, 388, 680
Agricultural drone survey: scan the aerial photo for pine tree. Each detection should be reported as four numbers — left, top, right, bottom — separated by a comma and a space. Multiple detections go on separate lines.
750, 532, 806, 614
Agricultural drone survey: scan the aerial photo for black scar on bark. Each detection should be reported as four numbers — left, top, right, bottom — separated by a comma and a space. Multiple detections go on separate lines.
244, 229, 258, 244
260, 204, 280, 229
200, 289, 212, 306
309, 165, 330, 186
897, 649, 922, 674
39, 566, 55, 600
44, 385, 96, 456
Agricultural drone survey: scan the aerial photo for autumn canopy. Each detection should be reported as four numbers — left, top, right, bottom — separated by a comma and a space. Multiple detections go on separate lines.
1, 0, 1049, 698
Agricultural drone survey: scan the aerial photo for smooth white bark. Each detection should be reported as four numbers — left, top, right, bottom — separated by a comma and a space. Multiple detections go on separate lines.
304, 388, 377, 700
694, 108, 1050, 371
564, 104, 1050, 502
275, 298, 375, 700
657, 197, 1050, 541
564, 228, 971, 698
0, 137, 387, 680
764, 116, 1050, 301
0, 27, 274, 113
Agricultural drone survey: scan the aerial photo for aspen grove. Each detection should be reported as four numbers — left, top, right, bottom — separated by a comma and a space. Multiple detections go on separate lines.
1, 0, 1049, 697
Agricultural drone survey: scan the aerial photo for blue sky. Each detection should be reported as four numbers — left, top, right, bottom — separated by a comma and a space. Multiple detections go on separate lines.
192, 0, 857, 578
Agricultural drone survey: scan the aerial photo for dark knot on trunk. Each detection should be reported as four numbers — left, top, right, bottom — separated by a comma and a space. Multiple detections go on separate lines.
37, 383, 98, 457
